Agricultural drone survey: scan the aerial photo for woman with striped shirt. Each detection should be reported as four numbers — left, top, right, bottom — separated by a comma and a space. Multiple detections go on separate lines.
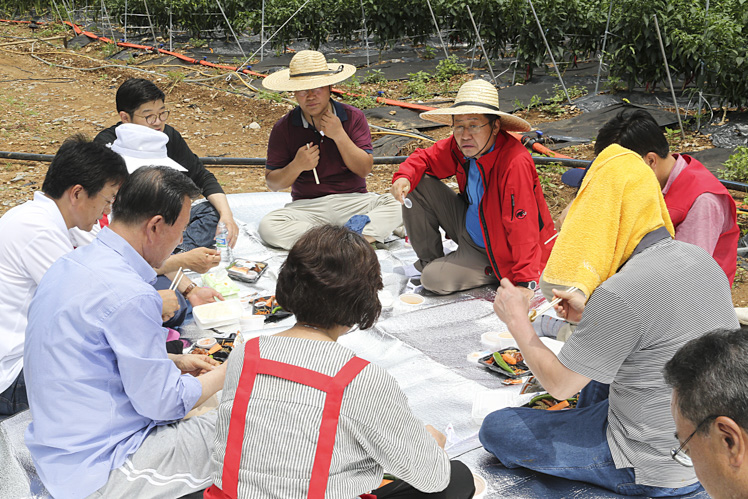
206, 225, 474, 498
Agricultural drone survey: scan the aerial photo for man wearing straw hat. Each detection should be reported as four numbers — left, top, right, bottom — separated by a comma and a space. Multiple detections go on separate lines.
391, 79, 556, 295
259, 50, 402, 250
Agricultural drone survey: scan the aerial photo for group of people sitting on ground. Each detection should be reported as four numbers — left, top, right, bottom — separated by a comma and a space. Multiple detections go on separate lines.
0, 49, 745, 499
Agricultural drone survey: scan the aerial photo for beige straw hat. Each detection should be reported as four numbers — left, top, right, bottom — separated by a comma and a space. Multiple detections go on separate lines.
420, 79, 531, 132
262, 50, 356, 92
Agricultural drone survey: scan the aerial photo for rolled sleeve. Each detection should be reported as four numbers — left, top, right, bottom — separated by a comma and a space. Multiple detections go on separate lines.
105, 293, 201, 421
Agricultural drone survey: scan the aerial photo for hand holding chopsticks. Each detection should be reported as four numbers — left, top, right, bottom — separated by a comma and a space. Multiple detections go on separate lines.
528, 286, 579, 322
169, 267, 185, 292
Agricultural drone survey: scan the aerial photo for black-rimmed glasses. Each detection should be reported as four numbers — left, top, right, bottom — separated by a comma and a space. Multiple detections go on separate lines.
670, 415, 718, 467
134, 110, 170, 125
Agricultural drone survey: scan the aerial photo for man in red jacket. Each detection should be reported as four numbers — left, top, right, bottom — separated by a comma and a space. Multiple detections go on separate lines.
562, 109, 738, 285
391, 80, 556, 296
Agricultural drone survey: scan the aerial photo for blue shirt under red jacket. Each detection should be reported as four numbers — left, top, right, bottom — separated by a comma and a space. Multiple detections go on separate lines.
393, 131, 556, 285
24, 227, 202, 499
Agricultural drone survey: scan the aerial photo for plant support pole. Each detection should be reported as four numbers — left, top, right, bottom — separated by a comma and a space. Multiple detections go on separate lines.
143, 0, 158, 46
215, 0, 247, 59
653, 14, 686, 140
360, 0, 370, 67
260, 0, 265, 61
594, 0, 614, 95
527, 0, 571, 105
425, 0, 449, 59
238, 0, 312, 71
466, 6, 497, 84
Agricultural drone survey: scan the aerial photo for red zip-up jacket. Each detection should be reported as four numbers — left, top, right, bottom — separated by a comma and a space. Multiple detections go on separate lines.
393, 130, 556, 284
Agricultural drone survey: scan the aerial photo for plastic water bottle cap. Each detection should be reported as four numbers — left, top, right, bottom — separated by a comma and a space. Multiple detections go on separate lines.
403, 198, 413, 209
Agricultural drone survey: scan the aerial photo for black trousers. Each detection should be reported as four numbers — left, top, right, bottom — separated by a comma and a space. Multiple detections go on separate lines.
373, 460, 475, 499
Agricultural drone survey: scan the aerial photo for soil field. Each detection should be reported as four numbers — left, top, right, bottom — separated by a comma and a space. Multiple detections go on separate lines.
2, 21, 746, 305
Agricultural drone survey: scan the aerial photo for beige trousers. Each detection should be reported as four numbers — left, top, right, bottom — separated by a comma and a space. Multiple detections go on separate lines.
258, 192, 402, 250
404, 175, 499, 295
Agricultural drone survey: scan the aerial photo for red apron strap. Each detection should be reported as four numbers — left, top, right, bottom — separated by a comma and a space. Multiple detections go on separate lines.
209, 337, 370, 499
220, 337, 262, 498
307, 356, 370, 499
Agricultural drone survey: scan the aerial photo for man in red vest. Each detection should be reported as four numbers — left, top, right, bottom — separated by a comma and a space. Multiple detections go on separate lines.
562, 109, 738, 285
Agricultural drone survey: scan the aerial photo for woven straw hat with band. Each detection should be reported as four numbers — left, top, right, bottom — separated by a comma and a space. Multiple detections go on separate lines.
262, 50, 356, 92
420, 79, 531, 132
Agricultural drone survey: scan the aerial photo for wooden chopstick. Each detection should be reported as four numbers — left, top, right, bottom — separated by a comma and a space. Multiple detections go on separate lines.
528, 286, 579, 322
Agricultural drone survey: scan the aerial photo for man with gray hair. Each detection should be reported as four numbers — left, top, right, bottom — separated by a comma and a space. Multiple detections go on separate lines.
24, 166, 226, 499
664, 328, 748, 499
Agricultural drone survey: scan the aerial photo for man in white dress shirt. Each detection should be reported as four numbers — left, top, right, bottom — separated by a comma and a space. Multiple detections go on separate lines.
0, 136, 127, 419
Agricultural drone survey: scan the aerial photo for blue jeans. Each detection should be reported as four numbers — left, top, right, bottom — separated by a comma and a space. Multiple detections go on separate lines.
478, 391, 702, 496
0, 369, 28, 419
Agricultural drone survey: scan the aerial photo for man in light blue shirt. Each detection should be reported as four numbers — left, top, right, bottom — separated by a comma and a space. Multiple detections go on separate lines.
24, 166, 227, 499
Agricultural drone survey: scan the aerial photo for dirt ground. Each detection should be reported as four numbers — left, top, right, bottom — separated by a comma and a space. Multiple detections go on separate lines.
2, 21, 747, 305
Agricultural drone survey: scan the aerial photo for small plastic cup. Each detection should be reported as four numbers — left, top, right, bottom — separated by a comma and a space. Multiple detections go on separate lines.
399, 293, 424, 305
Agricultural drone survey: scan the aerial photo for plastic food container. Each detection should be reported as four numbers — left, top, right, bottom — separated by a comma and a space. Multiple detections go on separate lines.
193, 299, 243, 330
478, 348, 532, 379
480, 331, 516, 350
398, 293, 424, 305
226, 259, 268, 283
196, 337, 217, 349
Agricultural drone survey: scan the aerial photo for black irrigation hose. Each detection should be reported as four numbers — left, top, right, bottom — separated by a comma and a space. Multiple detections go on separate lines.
0, 151, 407, 166
4, 151, 747, 193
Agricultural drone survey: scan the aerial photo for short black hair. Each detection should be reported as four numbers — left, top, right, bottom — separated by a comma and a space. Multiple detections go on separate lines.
663, 328, 748, 434
116, 78, 166, 116
112, 166, 200, 226
42, 135, 128, 199
276, 225, 383, 330
594, 109, 670, 158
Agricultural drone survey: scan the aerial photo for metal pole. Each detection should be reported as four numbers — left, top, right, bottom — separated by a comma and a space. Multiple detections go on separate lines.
124, 0, 127, 42
56, 0, 77, 32
527, 0, 571, 104
425, 0, 449, 59
260, 0, 265, 62
653, 14, 686, 140
101, 0, 116, 42
697, 0, 711, 131
467, 6, 497, 84
215, 0, 247, 59
143, 0, 158, 45
237, 0, 313, 71
51, 0, 64, 24
594, 0, 614, 95
169, 1, 172, 52
360, 0, 370, 67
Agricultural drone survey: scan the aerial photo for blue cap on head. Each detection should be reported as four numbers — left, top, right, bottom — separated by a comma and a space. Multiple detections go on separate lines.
561, 167, 588, 188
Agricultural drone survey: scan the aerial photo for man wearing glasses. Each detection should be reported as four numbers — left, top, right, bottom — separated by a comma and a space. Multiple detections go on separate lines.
0, 137, 127, 419
391, 79, 556, 295
664, 328, 748, 499
95, 78, 239, 249
258, 50, 401, 250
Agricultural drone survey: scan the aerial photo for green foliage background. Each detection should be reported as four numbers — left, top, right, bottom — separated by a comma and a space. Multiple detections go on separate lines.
2, 0, 746, 107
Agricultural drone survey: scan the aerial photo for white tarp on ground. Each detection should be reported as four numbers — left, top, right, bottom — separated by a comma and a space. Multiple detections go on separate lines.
0, 192, 708, 499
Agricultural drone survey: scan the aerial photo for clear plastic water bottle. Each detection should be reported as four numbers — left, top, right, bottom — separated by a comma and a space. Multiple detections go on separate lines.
216, 221, 231, 266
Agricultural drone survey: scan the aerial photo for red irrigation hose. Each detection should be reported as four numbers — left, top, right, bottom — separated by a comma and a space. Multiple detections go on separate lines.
1, 18, 572, 158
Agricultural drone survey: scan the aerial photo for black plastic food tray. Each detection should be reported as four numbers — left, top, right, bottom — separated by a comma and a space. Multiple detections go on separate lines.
478, 348, 532, 379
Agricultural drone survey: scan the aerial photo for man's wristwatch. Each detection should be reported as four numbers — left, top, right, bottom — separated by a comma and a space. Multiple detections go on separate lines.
516, 281, 538, 291
181, 282, 198, 298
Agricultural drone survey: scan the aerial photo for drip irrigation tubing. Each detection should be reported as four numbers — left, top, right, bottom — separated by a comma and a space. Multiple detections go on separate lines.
1, 18, 573, 161
3, 148, 744, 193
